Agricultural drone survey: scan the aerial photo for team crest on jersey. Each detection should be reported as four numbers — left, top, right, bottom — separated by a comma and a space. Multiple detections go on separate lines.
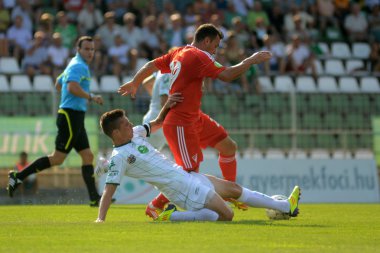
137, 145, 149, 154
214, 61, 223, 68
108, 160, 116, 169
192, 154, 198, 163
127, 155, 136, 164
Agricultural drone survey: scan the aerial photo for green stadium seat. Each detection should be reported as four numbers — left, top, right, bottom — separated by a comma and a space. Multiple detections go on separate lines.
244, 94, 261, 108
214, 114, 239, 129
239, 113, 259, 129
329, 94, 349, 113
201, 94, 222, 114
253, 134, 272, 149
324, 113, 343, 129
259, 113, 280, 129
230, 133, 249, 150
345, 114, 368, 130
280, 113, 292, 129
223, 94, 241, 113
265, 93, 289, 113
316, 134, 339, 149
296, 134, 316, 149
296, 94, 308, 113
308, 94, 328, 113
272, 134, 292, 149
301, 113, 322, 129
349, 95, 370, 113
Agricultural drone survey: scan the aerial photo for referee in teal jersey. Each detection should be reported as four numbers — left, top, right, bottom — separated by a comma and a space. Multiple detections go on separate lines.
7, 36, 104, 206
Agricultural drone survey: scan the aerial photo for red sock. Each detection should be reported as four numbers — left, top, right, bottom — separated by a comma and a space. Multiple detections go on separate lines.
219, 154, 237, 182
151, 193, 169, 209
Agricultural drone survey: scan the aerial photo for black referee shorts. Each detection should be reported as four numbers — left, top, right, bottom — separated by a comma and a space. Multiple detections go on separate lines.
55, 108, 90, 154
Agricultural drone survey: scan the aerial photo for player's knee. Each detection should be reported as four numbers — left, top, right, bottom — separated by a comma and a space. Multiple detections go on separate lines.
228, 182, 242, 198
219, 209, 234, 221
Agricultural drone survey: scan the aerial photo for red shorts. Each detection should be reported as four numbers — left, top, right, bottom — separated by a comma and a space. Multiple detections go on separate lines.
163, 112, 228, 172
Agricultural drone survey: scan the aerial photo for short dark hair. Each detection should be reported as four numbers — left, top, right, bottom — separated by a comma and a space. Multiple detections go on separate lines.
77, 36, 93, 48
19, 151, 27, 157
194, 24, 223, 43
100, 109, 125, 138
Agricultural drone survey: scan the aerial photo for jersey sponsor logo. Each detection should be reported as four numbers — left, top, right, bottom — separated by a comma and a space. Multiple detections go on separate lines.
192, 154, 198, 163
137, 145, 149, 154
214, 61, 223, 68
127, 154, 136, 164
108, 160, 116, 170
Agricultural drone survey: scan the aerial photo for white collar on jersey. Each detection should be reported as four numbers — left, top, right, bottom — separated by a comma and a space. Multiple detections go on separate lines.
186, 44, 215, 61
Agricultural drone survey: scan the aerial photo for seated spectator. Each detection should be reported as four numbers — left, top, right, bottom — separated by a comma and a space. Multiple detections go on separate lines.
230, 16, 250, 48
54, 11, 78, 49
14, 151, 37, 196
37, 13, 54, 45
286, 34, 316, 76
368, 4, 380, 42
284, 4, 314, 34
262, 34, 286, 75
210, 13, 228, 41
63, 0, 86, 22
96, 11, 122, 48
140, 15, 161, 59
185, 14, 202, 43
370, 41, 380, 73
22, 31, 50, 77
77, 2, 103, 36
231, 0, 253, 17
317, 0, 338, 33
0, 0, 10, 56
11, 0, 32, 33
247, 1, 270, 31
91, 35, 108, 77
120, 12, 142, 51
108, 33, 137, 76
164, 13, 185, 48
6, 15, 31, 61
47, 32, 69, 79
344, 3, 368, 41
268, 4, 284, 35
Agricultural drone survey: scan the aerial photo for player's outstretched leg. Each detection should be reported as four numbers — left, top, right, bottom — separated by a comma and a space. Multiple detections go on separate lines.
7, 171, 22, 197
288, 186, 301, 217
155, 204, 220, 222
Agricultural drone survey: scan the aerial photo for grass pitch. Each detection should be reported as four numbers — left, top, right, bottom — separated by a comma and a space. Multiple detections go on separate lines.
0, 204, 379, 253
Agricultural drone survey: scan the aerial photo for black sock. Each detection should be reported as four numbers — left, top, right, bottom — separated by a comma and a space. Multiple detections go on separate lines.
17, 156, 51, 181
81, 165, 100, 201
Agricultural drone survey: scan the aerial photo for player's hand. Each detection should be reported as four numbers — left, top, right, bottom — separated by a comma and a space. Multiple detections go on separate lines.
92, 94, 103, 105
118, 80, 139, 99
250, 51, 272, 64
167, 92, 183, 108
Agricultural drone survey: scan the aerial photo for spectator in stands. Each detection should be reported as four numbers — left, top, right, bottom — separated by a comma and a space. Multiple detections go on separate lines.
344, 3, 368, 41
96, 11, 122, 48
55, 11, 78, 50
368, 4, 380, 42
108, 33, 137, 76
231, 0, 253, 17
63, 0, 86, 22
247, 1, 270, 32
11, 0, 32, 33
317, 0, 338, 34
37, 13, 54, 45
268, 4, 285, 35
120, 12, 142, 51
91, 35, 108, 77
370, 41, 380, 73
286, 34, 316, 77
183, 3, 196, 26
262, 34, 286, 75
6, 15, 31, 61
22, 31, 50, 78
230, 16, 249, 48
164, 13, 186, 48
185, 14, 202, 43
284, 4, 314, 35
14, 151, 37, 195
0, 0, 10, 56
106, 0, 128, 22
140, 15, 161, 59
77, 2, 103, 36
47, 32, 69, 79
287, 14, 314, 41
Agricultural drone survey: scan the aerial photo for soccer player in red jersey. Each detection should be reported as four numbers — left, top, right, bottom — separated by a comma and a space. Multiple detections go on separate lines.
118, 24, 271, 218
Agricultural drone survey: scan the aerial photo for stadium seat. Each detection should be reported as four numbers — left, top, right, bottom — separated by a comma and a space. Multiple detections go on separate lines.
324, 59, 345, 75
265, 149, 286, 159
301, 113, 323, 129
338, 77, 359, 93
33, 75, 53, 92
331, 42, 351, 59
239, 113, 259, 129
324, 113, 343, 129
265, 93, 289, 112
295, 76, 317, 93
346, 60, 364, 73
135, 58, 149, 72
296, 134, 316, 149
360, 77, 380, 93
10, 75, 32, 92
122, 75, 133, 84
313, 59, 324, 75
243, 148, 264, 159
203, 147, 218, 159
258, 76, 273, 92
310, 149, 330, 159
259, 113, 280, 129
272, 134, 291, 148
329, 94, 349, 113
0, 57, 21, 74
308, 94, 329, 113
332, 150, 350, 159
202, 94, 222, 114
288, 149, 308, 159
100, 75, 121, 92
317, 76, 339, 93
352, 42, 371, 59
274, 76, 294, 92
0, 75, 10, 92
317, 42, 330, 55
354, 149, 374, 159
90, 77, 100, 92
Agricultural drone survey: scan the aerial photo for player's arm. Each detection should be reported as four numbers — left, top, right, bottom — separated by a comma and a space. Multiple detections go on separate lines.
141, 74, 155, 97
217, 51, 272, 82
95, 183, 117, 222
149, 92, 183, 133
118, 61, 159, 98
67, 81, 103, 105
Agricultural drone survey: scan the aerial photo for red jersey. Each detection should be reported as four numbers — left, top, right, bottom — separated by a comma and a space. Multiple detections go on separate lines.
154, 45, 226, 125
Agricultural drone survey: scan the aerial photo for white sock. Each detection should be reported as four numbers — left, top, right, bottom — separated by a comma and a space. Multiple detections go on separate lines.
237, 187, 290, 213
170, 208, 219, 221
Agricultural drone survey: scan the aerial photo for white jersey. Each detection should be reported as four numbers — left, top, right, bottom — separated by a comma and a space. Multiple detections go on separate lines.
106, 125, 214, 210
143, 72, 170, 123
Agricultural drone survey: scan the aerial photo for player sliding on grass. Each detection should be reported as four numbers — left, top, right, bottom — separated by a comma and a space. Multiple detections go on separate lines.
118, 24, 273, 216
95, 97, 300, 222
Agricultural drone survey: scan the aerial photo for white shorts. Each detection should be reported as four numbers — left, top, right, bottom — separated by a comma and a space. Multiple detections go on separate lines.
162, 172, 215, 211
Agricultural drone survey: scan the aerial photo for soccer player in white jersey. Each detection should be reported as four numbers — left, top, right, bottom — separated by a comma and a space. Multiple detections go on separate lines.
95, 98, 301, 222
142, 71, 170, 151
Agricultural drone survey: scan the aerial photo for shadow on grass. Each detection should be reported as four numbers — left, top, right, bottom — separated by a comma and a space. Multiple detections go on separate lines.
225, 220, 329, 228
